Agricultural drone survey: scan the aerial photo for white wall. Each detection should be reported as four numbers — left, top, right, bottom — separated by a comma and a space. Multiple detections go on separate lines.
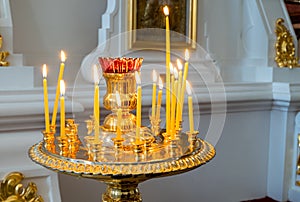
10, 0, 106, 87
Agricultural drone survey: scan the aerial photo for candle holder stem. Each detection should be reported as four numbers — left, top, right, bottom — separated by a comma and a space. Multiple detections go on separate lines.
102, 181, 142, 202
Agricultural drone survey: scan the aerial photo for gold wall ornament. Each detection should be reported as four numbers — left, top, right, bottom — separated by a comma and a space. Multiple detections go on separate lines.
275, 18, 300, 68
0, 172, 43, 202
0, 35, 9, 66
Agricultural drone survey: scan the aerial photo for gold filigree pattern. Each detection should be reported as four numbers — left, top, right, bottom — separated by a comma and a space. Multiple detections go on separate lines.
0, 172, 43, 202
275, 18, 300, 68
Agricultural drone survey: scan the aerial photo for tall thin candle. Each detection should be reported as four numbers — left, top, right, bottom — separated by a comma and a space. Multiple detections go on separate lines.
60, 80, 66, 138
51, 50, 66, 127
186, 81, 194, 133
93, 65, 100, 142
163, 6, 171, 135
171, 67, 178, 138
175, 59, 183, 130
156, 77, 163, 121
180, 49, 190, 121
42, 64, 50, 133
135, 71, 142, 142
151, 70, 157, 118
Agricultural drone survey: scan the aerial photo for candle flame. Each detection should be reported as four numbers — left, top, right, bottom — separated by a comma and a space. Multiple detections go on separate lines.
93, 65, 99, 85
177, 59, 183, 70
42, 64, 47, 78
173, 67, 178, 79
186, 80, 192, 96
158, 77, 163, 90
185, 49, 190, 61
60, 80, 65, 96
116, 91, 121, 107
170, 63, 174, 75
163, 6, 169, 16
60, 50, 66, 62
135, 71, 141, 85
152, 70, 157, 83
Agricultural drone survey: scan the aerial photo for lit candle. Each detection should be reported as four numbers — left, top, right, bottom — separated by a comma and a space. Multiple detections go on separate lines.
51, 50, 66, 127
135, 71, 142, 142
170, 63, 174, 105
175, 59, 183, 130
180, 49, 190, 120
60, 80, 66, 138
151, 70, 157, 118
156, 77, 163, 121
42, 64, 50, 133
186, 81, 194, 133
116, 91, 122, 140
93, 65, 100, 142
170, 67, 178, 138
163, 6, 171, 135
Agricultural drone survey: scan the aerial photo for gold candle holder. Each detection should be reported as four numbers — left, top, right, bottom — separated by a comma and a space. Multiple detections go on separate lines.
42, 130, 55, 153
187, 130, 199, 149
149, 116, 161, 136
99, 57, 143, 135
85, 136, 103, 161
57, 136, 69, 157
112, 137, 125, 150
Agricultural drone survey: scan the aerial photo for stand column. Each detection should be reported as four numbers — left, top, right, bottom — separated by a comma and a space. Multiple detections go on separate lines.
102, 181, 142, 202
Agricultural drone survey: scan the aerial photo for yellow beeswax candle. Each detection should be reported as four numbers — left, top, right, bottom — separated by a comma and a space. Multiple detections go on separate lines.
180, 49, 190, 121
93, 65, 100, 142
42, 64, 50, 133
156, 77, 163, 121
116, 91, 122, 140
151, 70, 157, 118
135, 71, 142, 142
60, 80, 66, 138
175, 59, 183, 130
186, 81, 194, 133
163, 6, 171, 135
52, 50, 66, 127
171, 67, 178, 137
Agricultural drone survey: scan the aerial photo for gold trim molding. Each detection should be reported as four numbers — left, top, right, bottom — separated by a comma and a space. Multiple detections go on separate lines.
275, 18, 300, 68
128, 0, 197, 49
0, 35, 9, 66
0, 172, 43, 202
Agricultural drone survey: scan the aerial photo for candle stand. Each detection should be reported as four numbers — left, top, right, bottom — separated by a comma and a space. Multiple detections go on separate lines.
29, 57, 215, 201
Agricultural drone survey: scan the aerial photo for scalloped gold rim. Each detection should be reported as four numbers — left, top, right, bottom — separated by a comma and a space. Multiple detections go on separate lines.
28, 138, 215, 179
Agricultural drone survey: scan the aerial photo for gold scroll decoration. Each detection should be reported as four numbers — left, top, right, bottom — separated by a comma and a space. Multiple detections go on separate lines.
275, 18, 300, 68
0, 172, 43, 202
0, 35, 9, 66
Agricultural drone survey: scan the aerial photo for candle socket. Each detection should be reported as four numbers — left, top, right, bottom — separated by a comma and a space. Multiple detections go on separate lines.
150, 116, 161, 136
187, 130, 199, 147
65, 119, 80, 144
168, 139, 182, 158
132, 140, 145, 153
175, 120, 183, 134
112, 138, 125, 150
57, 136, 69, 157
85, 136, 103, 161
42, 130, 55, 153
50, 125, 56, 134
